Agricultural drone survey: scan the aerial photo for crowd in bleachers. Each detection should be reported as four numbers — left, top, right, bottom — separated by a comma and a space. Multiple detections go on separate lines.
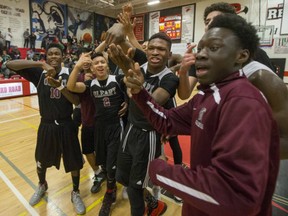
0, 27, 100, 79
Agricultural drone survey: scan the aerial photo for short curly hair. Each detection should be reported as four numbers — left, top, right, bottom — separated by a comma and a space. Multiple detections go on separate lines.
208, 14, 259, 60
149, 32, 172, 51
47, 43, 64, 55
204, 2, 236, 21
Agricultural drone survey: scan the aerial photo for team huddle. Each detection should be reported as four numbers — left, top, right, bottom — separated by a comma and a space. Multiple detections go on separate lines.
6, 2, 288, 216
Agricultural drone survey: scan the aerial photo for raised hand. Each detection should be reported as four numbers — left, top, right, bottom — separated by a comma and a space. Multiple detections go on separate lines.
178, 43, 197, 75
47, 75, 62, 88
107, 43, 135, 75
105, 23, 126, 45
75, 52, 92, 69
117, 12, 136, 36
124, 62, 144, 95
122, 3, 133, 18
43, 62, 57, 77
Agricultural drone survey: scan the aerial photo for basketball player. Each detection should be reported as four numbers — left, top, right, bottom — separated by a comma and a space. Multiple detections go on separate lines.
6, 43, 86, 215
67, 52, 126, 216
107, 32, 179, 216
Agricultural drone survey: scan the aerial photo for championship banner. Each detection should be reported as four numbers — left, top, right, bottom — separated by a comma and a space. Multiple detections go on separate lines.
159, 15, 181, 40
149, 11, 160, 38
132, 14, 144, 41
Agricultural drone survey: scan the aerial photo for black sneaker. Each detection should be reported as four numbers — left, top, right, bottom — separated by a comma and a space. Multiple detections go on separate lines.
99, 188, 117, 216
173, 195, 183, 203
91, 171, 106, 193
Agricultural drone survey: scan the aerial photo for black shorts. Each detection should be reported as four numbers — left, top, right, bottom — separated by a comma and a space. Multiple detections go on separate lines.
81, 125, 94, 154
116, 122, 161, 189
94, 119, 123, 176
36, 119, 84, 172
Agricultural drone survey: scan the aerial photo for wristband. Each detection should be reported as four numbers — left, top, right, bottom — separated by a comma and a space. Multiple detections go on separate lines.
57, 85, 65, 91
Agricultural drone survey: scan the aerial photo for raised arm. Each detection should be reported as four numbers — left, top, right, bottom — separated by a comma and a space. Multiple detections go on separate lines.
249, 70, 288, 159
177, 44, 198, 100
67, 52, 92, 93
118, 12, 143, 51
7, 59, 45, 71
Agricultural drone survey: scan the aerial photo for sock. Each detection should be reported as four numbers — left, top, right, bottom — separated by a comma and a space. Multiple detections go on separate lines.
106, 176, 116, 192
37, 167, 47, 184
71, 172, 80, 192
94, 167, 101, 175
144, 190, 158, 209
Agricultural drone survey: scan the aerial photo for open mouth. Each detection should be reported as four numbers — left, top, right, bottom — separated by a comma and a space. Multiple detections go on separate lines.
196, 65, 209, 77
150, 57, 161, 64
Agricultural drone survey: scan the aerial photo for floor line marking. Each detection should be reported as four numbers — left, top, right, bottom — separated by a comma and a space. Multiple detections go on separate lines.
0, 170, 39, 216
0, 152, 66, 216
0, 114, 39, 124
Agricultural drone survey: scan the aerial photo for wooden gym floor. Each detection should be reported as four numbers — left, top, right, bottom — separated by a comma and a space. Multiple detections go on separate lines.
0, 95, 182, 216
1, 94, 287, 216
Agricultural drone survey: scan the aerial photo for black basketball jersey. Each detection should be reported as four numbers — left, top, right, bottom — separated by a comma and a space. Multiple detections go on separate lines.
128, 62, 179, 130
86, 74, 125, 122
15, 67, 73, 120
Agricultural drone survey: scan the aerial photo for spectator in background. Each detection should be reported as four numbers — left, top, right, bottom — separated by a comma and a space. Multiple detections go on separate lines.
26, 49, 35, 60
10, 46, 21, 60
0, 31, 5, 51
0, 49, 12, 78
41, 36, 50, 51
29, 31, 37, 51
23, 28, 30, 48
5, 28, 13, 50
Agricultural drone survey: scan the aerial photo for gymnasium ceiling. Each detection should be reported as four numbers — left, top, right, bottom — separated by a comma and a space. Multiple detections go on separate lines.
58, 0, 204, 17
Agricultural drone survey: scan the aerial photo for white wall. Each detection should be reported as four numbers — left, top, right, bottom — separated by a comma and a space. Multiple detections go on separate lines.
193, 0, 287, 75
0, 0, 30, 48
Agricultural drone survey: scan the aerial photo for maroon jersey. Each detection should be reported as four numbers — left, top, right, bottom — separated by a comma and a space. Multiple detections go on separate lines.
77, 72, 95, 127
132, 71, 279, 216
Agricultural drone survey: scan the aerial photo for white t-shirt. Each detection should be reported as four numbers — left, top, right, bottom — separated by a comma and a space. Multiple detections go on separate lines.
5, 31, 12, 41
240, 61, 275, 78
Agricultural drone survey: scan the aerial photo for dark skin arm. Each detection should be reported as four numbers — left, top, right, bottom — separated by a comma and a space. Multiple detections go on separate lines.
177, 45, 198, 100
105, 23, 135, 55
107, 43, 135, 75
124, 62, 171, 106
7, 60, 80, 106
249, 70, 288, 159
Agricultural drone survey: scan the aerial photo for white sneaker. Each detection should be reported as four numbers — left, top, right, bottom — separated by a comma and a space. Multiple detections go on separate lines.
152, 185, 161, 200
29, 182, 48, 206
122, 186, 128, 199
71, 190, 86, 215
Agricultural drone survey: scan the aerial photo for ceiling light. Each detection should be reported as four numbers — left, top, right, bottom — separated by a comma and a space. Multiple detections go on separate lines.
147, 0, 160, 6
100, 0, 114, 6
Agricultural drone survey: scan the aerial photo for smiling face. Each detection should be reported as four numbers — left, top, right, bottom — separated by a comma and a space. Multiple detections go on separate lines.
91, 56, 109, 80
146, 38, 171, 74
46, 47, 63, 72
195, 27, 246, 85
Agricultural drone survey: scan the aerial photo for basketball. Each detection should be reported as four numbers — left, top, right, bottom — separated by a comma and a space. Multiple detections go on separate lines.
82, 32, 92, 43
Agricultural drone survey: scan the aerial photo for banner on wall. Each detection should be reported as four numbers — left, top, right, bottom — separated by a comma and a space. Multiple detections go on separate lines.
31, 0, 67, 48
149, 11, 160, 38
181, 4, 195, 43
0, 82, 23, 98
67, 7, 93, 42
0, 0, 30, 48
159, 15, 181, 40
255, 25, 274, 46
132, 15, 144, 42
281, 0, 288, 34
